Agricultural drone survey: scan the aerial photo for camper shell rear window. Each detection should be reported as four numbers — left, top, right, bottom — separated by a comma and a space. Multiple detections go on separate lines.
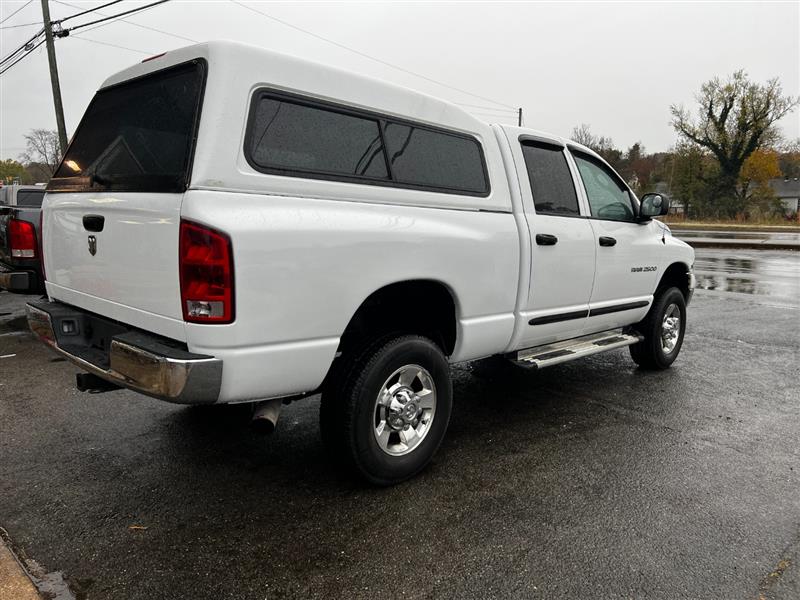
244, 90, 490, 197
48, 59, 206, 193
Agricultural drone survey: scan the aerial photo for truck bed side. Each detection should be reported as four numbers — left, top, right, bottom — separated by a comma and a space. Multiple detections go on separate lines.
181, 190, 520, 402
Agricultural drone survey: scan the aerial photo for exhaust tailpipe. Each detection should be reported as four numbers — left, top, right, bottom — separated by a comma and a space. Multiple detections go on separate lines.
76, 372, 122, 393
251, 398, 283, 435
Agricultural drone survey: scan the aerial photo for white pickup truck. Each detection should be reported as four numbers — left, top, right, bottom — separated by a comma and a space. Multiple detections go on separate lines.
28, 41, 694, 484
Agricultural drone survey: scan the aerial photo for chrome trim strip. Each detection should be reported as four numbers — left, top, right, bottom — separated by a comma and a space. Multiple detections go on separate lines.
26, 304, 221, 404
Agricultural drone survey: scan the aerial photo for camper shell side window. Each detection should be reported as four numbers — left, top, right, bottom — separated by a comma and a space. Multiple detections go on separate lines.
244, 90, 491, 197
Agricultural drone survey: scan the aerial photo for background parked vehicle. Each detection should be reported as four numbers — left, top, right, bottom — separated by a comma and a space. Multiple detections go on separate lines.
0, 184, 46, 294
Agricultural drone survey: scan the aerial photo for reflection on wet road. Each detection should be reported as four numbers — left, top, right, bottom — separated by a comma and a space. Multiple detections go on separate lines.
676, 229, 800, 242
693, 248, 800, 305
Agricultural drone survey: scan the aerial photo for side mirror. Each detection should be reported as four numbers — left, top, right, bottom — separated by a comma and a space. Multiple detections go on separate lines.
639, 193, 670, 220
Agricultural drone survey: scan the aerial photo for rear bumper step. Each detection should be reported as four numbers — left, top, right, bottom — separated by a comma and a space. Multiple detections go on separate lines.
26, 300, 222, 404
0, 269, 38, 294
514, 329, 644, 369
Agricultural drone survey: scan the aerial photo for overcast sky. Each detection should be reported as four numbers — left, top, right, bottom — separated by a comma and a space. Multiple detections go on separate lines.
1, 0, 798, 160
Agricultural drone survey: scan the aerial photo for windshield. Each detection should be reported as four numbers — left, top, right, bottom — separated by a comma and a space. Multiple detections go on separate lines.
48, 59, 206, 193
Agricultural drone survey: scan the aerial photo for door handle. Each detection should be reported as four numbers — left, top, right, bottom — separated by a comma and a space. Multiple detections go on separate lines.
83, 214, 105, 232
535, 233, 558, 246
599, 236, 617, 247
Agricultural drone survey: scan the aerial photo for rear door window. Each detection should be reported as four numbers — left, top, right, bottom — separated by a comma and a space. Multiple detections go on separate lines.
48, 60, 206, 193
520, 142, 580, 216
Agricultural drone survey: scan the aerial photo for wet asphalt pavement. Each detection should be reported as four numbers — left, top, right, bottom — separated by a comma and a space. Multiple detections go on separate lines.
1, 249, 799, 600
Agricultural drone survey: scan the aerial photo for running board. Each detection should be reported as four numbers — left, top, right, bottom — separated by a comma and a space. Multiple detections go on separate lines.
513, 329, 644, 369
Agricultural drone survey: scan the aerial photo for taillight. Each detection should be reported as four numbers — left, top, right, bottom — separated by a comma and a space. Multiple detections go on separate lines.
9, 218, 36, 258
179, 220, 234, 324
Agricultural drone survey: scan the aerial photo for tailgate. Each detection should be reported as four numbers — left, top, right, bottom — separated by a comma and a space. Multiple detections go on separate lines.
44, 191, 183, 321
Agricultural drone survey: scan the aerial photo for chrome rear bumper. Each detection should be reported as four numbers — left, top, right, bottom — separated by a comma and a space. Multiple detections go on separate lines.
26, 301, 222, 404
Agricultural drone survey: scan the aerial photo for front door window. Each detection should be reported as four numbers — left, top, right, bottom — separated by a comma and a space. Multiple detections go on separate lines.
573, 153, 635, 222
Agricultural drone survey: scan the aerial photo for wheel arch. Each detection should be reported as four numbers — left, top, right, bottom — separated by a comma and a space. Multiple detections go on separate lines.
657, 261, 692, 301
336, 279, 459, 358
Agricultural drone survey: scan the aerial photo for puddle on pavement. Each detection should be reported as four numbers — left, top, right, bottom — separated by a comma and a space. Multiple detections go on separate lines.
25, 559, 80, 600
674, 230, 800, 242
693, 248, 800, 304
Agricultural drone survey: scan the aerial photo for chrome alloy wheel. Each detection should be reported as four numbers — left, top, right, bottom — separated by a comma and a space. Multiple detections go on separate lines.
373, 364, 436, 456
661, 303, 681, 354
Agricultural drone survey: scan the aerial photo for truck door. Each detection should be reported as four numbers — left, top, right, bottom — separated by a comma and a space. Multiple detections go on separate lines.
514, 139, 596, 348
569, 150, 658, 332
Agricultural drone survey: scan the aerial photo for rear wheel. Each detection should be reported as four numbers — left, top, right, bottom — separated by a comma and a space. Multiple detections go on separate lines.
630, 286, 686, 370
320, 335, 452, 485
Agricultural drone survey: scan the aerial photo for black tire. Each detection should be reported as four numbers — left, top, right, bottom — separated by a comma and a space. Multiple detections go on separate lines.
320, 335, 453, 485
629, 286, 687, 370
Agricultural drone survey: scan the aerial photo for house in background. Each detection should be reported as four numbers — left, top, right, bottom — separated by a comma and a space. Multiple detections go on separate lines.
769, 177, 800, 216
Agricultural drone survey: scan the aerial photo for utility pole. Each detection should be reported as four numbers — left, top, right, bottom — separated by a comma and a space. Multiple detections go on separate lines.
40, 0, 67, 154
518, 108, 523, 127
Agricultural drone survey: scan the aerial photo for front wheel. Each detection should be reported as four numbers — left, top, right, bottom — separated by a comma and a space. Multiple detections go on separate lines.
629, 286, 687, 370
320, 335, 453, 485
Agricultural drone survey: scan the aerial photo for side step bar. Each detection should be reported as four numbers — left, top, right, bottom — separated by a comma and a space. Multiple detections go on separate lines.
513, 329, 643, 369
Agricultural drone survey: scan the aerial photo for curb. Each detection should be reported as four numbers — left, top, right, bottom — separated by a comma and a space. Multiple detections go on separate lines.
0, 536, 41, 600
0, 528, 74, 600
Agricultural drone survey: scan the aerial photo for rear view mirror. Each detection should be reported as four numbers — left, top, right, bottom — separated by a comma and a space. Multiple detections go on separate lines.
639, 193, 669, 219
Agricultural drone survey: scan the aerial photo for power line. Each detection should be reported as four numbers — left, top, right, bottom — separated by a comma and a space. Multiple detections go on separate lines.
1, 42, 31, 68
0, 0, 175, 77
0, 44, 29, 68
0, 19, 41, 29
0, 40, 44, 75
0, 0, 123, 29
0, 27, 44, 67
54, 0, 197, 42
0, 38, 44, 76
468, 111, 518, 123
229, 0, 517, 111
455, 102, 518, 115
64, 0, 169, 33
56, 0, 125, 22
0, 0, 34, 25
68, 33, 151, 55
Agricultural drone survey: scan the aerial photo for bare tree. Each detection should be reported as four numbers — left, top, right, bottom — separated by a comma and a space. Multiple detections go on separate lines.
570, 123, 615, 152
21, 129, 62, 176
670, 71, 798, 215
570, 124, 622, 169
571, 123, 598, 148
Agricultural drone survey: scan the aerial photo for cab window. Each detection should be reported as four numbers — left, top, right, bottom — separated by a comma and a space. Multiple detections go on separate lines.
572, 152, 635, 222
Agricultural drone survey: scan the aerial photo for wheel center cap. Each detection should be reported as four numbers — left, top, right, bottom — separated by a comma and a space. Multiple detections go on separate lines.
388, 388, 419, 427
